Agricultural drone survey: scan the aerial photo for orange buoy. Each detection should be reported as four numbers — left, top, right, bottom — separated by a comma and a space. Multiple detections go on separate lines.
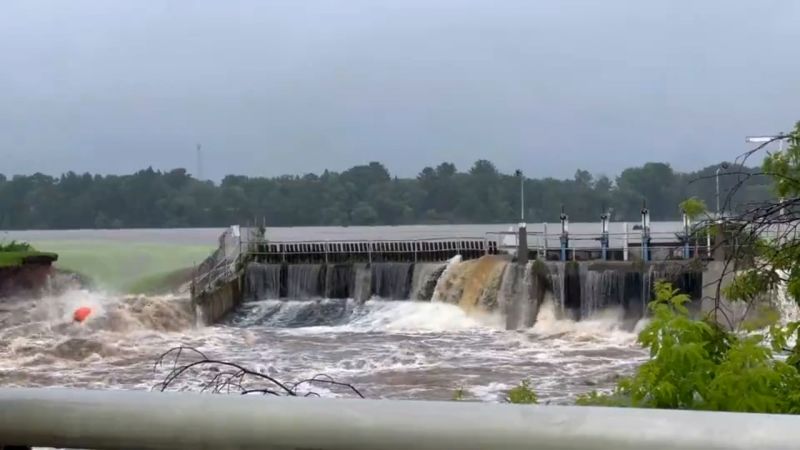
73, 306, 92, 323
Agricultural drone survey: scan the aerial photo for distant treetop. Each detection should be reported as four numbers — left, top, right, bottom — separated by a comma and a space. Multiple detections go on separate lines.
0, 160, 771, 229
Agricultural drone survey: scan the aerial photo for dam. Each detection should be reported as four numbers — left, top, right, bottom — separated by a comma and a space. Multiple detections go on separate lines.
192, 212, 720, 328
0, 223, 765, 411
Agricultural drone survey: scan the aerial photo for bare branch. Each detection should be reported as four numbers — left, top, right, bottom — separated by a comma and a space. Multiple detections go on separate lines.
153, 346, 364, 399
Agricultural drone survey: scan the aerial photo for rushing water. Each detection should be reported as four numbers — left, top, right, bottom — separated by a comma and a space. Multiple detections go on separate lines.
0, 287, 646, 403
0, 225, 662, 403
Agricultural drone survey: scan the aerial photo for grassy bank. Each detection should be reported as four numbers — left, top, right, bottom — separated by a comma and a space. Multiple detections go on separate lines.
0, 251, 57, 268
0, 241, 58, 268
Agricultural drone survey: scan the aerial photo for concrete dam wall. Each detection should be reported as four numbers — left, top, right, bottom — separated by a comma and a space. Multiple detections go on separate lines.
191, 227, 715, 328
230, 257, 704, 329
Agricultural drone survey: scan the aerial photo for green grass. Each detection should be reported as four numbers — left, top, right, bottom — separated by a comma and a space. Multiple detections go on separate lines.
0, 251, 30, 267
127, 267, 195, 294
27, 240, 213, 292
0, 251, 58, 268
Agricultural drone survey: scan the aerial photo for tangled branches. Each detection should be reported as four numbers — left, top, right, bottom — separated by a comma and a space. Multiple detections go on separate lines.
695, 124, 800, 329
153, 346, 364, 398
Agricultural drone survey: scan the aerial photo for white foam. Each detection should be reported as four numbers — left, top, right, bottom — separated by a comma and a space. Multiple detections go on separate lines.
0, 286, 647, 404
530, 300, 638, 346
470, 381, 513, 402
37, 289, 110, 325
344, 300, 500, 333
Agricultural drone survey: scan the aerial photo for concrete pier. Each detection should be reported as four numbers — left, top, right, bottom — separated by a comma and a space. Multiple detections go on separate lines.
194, 278, 241, 325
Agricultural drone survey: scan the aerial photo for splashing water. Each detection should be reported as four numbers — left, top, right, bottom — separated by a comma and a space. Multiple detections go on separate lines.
341, 300, 503, 333
1, 272, 647, 403
775, 270, 800, 324
532, 300, 641, 341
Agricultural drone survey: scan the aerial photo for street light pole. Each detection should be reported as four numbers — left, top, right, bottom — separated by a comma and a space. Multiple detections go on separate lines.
520, 176, 525, 223
715, 166, 721, 218
515, 170, 524, 223
715, 162, 729, 220
745, 136, 789, 209
746, 135, 788, 147
746, 135, 790, 238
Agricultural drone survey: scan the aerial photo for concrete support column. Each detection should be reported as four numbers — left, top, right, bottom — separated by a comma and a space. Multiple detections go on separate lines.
517, 223, 528, 265
600, 213, 609, 261
641, 207, 651, 262
560, 211, 569, 261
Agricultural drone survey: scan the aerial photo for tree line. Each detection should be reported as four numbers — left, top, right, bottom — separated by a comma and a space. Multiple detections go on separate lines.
0, 160, 773, 229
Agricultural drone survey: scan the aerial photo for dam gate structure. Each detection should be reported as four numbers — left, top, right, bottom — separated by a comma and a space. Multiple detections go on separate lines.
189, 220, 737, 328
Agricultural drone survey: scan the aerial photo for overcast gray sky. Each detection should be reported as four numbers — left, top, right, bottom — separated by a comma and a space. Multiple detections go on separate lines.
1, 0, 798, 180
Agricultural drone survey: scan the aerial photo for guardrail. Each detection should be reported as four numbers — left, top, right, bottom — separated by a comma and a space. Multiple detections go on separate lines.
242, 237, 497, 264
192, 226, 260, 296
487, 228, 709, 261
1, 388, 799, 449
191, 257, 236, 296
191, 220, 782, 291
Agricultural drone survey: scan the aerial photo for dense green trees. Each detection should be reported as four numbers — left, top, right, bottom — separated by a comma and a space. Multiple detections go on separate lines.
0, 160, 772, 229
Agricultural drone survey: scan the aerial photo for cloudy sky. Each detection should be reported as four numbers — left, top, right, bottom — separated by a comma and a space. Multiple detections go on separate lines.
1, 0, 798, 180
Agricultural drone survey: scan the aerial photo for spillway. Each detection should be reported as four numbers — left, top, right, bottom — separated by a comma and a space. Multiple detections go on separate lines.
237, 258, 703, 330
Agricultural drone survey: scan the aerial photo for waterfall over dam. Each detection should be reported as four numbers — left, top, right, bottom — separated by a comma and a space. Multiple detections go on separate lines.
192, 226, 710, 328
240, 257, 702, 328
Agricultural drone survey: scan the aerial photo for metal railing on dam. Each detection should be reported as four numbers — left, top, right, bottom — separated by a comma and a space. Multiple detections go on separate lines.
191, 215, 728, 293
1, 388, 798, 450
248, 236, 496, 264
237, 228, 709, 267
488, 228, 710, 261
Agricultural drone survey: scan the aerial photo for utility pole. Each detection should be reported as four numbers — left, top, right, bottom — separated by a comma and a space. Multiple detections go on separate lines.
196, 144, 203, 181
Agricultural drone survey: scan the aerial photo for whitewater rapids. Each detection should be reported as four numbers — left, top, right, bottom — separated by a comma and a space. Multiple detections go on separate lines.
0, 289, 647, 403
